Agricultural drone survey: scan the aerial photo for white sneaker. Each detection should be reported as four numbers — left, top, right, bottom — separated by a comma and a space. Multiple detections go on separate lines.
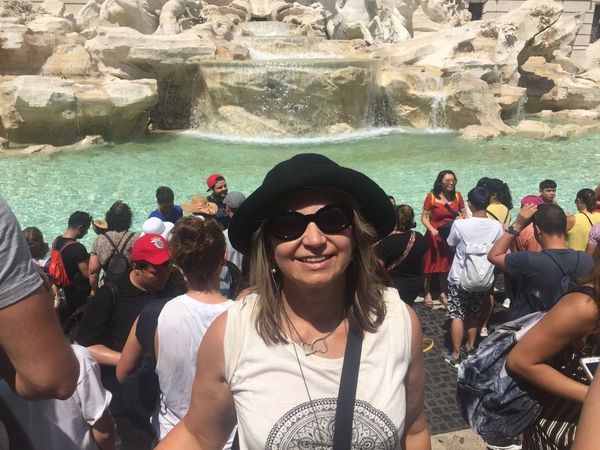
502, 298, 511, 309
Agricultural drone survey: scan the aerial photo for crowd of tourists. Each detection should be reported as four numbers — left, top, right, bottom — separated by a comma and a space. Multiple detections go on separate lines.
0, 155, 599, 450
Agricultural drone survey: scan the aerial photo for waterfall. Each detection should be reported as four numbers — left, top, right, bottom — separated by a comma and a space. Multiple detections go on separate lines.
514, 94, 528, 121
193, 59, 380, 137
429, 79, 447, 129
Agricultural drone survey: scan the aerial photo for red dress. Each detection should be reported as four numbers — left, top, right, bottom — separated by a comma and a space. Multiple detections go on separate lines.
423, 191, 464, 274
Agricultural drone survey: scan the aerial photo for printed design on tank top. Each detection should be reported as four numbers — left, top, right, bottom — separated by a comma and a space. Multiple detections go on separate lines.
265, 398, 398, 449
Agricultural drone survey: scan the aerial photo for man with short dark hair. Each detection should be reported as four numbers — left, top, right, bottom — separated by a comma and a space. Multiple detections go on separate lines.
206, 173, 229, 229
539, 179, 557, 204
148, 186, 183, 223
53, 211, 92, 322
488, 203, 593, 320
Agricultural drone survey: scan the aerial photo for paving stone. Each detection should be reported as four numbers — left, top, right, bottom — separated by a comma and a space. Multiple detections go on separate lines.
416, 300, 510, 436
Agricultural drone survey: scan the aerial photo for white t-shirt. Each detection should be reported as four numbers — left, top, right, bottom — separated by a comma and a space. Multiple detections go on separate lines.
224, 288, 412, 449
156, 293, 235, 441
0, 345, 111, 450
446, 217, 504, 285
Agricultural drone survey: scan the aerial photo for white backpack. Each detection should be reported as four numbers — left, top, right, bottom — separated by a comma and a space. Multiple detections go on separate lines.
456, 227, 495, 292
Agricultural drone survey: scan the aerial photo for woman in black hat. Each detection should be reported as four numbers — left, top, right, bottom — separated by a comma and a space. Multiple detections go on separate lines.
156, 154, 430, 450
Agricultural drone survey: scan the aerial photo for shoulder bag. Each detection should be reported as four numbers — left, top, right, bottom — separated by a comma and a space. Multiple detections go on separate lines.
386, 231, 416, 272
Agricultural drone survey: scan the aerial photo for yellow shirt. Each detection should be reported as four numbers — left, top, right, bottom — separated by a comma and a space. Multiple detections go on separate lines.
486, 204, 511, 228
567, 212, 600, 251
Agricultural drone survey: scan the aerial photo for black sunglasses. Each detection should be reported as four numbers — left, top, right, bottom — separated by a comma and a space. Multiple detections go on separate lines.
266, 204, 354, 241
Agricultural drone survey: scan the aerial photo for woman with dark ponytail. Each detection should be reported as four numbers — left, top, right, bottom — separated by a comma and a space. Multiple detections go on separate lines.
376, 205, 428, 306
567, 188, 600, 251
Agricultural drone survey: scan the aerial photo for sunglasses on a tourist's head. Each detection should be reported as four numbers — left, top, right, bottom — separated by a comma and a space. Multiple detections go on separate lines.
265, 204, 354, 241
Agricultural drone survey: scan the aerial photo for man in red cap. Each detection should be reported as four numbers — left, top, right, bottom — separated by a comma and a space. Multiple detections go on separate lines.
76, 234, 174, 450
206, 173, 230, 229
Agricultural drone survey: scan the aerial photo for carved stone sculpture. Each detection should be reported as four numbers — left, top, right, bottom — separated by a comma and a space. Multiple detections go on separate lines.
326, 0, 469, 42
326, 0, 381, 43
274, 2, 328, 36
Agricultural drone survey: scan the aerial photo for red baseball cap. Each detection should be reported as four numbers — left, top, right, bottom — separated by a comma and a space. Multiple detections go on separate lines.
206, 173, 224, 191
520, 195, 545, 208
131, 234, 170, 265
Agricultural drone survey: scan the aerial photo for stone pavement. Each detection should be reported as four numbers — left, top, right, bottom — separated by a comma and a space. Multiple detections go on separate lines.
415, 297, 513, 449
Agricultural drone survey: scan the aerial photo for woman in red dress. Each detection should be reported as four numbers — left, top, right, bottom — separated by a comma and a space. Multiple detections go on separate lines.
420, 170, 465, 308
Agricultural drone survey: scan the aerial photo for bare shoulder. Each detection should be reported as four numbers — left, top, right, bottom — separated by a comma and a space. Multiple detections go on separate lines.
203, 311, 229, 349
550, 287, 599, 328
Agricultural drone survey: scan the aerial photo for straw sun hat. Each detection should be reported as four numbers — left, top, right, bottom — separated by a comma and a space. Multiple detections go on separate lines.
181, 195, 218, 216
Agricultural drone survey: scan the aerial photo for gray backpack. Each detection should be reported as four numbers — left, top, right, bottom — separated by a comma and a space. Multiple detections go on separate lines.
457, 285, 595, 442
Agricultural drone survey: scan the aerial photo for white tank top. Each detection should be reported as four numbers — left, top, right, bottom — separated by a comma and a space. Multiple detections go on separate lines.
224, 287, 412, 449
156, 294, 235, 441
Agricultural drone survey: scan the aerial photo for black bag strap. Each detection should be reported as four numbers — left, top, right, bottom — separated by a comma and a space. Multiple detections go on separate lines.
104, 232, 134, 264
486, 208, 510, 225
333, 320, 364, 449
542, 250, 580, 278
570, 285, 597, 299
104, 232, 134, 254
582, 212, 594, 227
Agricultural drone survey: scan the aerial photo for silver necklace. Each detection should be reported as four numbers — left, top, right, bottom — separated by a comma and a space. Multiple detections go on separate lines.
290, 338, 327, 444
284, 310, 345, 356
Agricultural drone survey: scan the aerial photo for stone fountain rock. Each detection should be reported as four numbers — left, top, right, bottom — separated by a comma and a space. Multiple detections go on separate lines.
0, 76, 157, 145
1, 0, 600, 146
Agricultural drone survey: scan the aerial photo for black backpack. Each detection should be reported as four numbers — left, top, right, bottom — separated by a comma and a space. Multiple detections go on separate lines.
104, 233, 135, 281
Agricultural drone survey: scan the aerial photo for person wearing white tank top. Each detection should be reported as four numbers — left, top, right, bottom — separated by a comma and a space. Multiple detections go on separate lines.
156, 154, 431, 450
117, 217, 236, 448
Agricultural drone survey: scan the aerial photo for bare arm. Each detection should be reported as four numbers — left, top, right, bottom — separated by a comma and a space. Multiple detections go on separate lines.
571, 365, 600, 450
87, 345, 120, 367
420, 208, 437, 237
156, 313, 236, 449
585, 241, 597, 257
78, 260, 90, 280
89, 254, 101, 296
0, 286, 78, 399
506, 290, 598, 404
92, 409, 116, 450
566, 214, 576, 231
401, 307, 431, 450
116, 318, 143, 383
488, 204, 537, 271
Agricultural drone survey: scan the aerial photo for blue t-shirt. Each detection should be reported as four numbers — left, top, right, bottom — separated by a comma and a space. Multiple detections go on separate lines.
148, 205, 183, 223
505, 248, 593, 319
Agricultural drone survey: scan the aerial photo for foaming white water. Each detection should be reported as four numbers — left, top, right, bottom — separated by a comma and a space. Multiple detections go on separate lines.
182, 126, 453, 145
248, 49, 338, 60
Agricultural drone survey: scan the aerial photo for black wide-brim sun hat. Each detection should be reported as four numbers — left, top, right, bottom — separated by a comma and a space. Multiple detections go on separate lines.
228, 153, 396, 254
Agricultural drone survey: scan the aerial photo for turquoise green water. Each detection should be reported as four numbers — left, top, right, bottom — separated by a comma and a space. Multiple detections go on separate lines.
1, 129, 599, 248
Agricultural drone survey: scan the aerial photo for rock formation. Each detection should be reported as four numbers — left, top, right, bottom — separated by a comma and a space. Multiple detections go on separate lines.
0, 0, 599, 146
